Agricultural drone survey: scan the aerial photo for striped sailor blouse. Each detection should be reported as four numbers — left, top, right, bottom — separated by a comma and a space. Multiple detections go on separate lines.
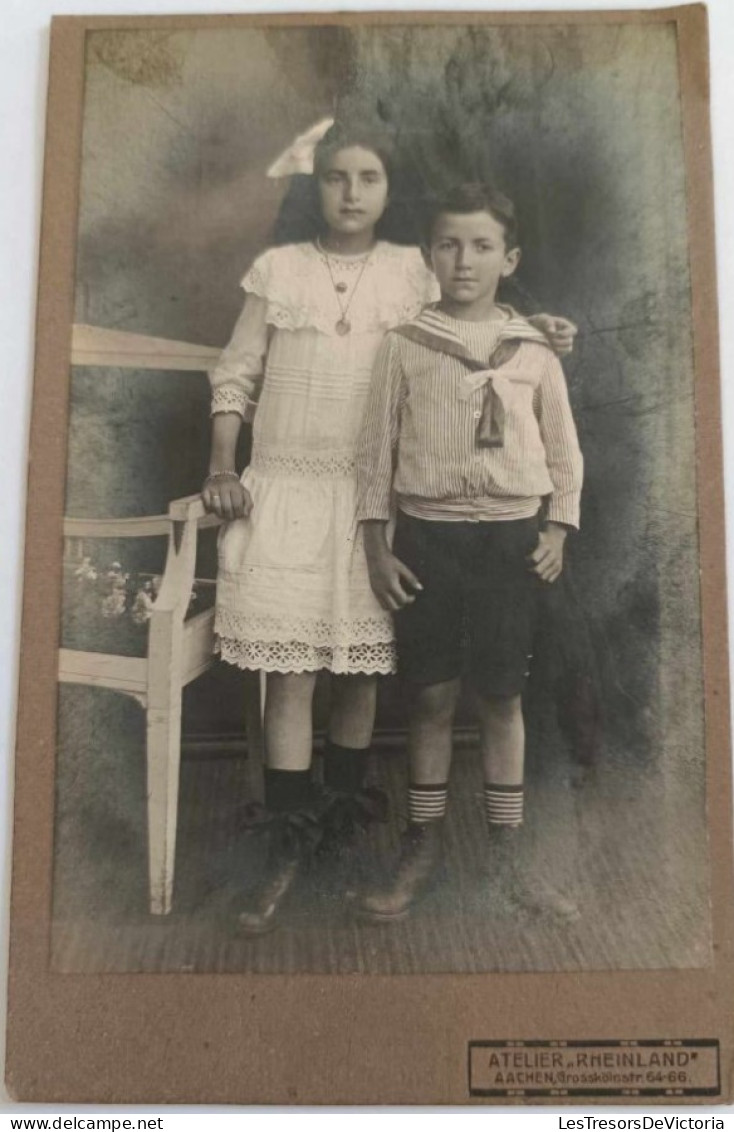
355, 308, 583, 528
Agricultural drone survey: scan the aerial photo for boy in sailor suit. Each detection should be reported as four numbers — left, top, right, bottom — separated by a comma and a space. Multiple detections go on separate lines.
355, 183, 584, 921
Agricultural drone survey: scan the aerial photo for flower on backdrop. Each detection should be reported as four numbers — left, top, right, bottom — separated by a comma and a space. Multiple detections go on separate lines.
74, 556, 98, 583
68, 553, 205, 627
101, 589, 128, 620
130, 583, 156, 625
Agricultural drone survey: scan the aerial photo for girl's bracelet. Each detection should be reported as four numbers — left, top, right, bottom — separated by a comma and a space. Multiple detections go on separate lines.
204, 470, 239, 486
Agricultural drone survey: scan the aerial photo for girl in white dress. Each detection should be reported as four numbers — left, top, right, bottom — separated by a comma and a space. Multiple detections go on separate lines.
202, 122, 574, 934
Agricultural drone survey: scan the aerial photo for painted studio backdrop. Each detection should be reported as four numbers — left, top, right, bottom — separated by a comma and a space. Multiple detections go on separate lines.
54, 20, 708, 974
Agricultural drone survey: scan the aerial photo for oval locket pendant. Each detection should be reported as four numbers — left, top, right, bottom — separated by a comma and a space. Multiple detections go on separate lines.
335, 318, 351, 336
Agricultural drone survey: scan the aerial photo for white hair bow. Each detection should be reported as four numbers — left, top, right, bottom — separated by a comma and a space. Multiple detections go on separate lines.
266, 117, 335, 178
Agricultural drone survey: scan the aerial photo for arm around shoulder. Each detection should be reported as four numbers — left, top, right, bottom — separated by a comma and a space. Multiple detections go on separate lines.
536, 352, 584, 531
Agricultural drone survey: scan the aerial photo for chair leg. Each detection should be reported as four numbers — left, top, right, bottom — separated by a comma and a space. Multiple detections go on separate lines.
244, 670, 265, 800
146, 699, 182, 915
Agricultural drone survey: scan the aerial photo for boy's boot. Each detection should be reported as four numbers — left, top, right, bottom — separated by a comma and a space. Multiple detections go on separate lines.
236, 768, 321, 936
316, 741, 388, 893
356, 780, 448, 922
355, 820, 445, 922
487, 823, 579, 920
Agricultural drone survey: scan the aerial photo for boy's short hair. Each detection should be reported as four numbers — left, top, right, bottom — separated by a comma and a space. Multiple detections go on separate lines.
423, 183, 519, 250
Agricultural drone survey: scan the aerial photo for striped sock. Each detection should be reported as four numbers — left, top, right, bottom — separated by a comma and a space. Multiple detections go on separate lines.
484, 782, 524, 828
408, 781, 448, 824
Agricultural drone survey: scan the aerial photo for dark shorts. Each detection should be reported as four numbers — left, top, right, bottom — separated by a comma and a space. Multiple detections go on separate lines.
393, 511, 541, 697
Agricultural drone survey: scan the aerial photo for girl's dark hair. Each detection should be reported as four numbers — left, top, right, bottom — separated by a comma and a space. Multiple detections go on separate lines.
312, 119, 396, 183
271, 119, 421, 246
423, 182, 520, 249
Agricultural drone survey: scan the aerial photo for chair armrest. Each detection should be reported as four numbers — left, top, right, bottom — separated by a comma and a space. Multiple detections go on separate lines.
168, 494, 221, 530
152, 494, 221, 617
63, 498, 221, 542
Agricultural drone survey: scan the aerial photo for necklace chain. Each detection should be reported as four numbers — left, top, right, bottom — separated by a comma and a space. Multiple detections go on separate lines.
316, 239, 374, 334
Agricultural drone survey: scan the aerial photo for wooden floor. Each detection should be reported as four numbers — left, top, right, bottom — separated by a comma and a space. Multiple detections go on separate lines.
51, 694, 711, 974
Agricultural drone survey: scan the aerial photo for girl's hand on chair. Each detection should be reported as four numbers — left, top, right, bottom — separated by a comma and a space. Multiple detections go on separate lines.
202, 474, 253, 521
532, 314, 578, 357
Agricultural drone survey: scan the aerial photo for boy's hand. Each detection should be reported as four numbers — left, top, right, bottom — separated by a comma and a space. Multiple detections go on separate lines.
532, 314, 578, 357
201, 474, 253, 521
367, 548, 423, 611
527, 523, 567, 584
363, 520, 423, 610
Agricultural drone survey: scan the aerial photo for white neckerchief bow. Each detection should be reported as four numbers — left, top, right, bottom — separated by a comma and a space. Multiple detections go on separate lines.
393, 306, 551, 447
457, 368, 535, 402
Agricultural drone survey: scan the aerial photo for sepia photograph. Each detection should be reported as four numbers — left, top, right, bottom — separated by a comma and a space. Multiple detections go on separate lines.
5, 2, 734, 1106
50, 10, 710, 975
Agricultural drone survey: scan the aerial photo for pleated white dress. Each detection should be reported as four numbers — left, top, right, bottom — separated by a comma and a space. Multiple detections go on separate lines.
209, 240, 438, 675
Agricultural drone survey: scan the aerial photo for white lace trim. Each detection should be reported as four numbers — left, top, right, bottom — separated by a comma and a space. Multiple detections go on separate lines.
210, 385, 249, 417
241, 242, 435, 336
314, 243, 374, 272
216, 635, 396, 675
215, 607, 393, 647
250, 446, 355, 479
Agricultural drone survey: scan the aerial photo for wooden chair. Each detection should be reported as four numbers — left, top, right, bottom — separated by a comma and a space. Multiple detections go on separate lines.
60, 495, 263, 915
60, 325, 263, 914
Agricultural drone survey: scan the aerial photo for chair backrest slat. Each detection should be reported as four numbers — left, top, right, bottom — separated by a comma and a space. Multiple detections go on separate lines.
71, 324, 220, 372
63, 515, 171, 539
